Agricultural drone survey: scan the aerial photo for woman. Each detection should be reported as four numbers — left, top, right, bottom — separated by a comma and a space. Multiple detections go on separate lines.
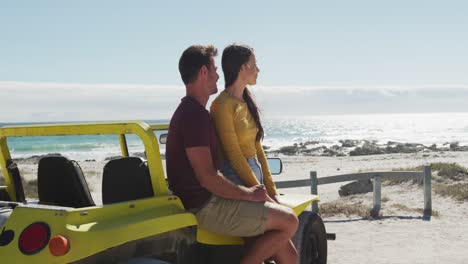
211, 44, 297, 263
210, 44, 278, 202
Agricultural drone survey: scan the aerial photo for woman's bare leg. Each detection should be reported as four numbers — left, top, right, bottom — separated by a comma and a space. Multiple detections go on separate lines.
240, 203, 298, 264
271, 240, 297, 264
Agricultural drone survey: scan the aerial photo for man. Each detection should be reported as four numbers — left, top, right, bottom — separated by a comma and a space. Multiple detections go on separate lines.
166, 45, 298, 264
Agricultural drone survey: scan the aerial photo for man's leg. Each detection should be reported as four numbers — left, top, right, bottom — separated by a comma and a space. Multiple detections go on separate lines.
271, 240, 298, 264
240, 202, 298, 264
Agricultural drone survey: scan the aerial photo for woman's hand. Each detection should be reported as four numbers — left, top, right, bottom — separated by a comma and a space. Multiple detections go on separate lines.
268, 194, 280, 204
246, 185, 269, 202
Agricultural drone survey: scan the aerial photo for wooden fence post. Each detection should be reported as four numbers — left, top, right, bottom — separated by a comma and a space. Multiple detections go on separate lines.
372, 175, 381, 218
423, 165, 432, 219
310, 171, 319, 213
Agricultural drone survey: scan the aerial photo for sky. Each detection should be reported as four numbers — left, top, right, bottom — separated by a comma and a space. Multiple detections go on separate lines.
1, 0, 467, 122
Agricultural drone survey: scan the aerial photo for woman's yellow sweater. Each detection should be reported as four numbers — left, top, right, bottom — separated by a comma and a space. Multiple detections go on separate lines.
210, 90, 277, 195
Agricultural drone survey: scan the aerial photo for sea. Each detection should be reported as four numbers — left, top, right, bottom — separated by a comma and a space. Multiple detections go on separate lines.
1, 112, 468, 161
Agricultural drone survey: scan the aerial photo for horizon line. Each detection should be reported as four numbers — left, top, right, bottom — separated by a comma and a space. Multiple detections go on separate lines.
2, 81, 468, 91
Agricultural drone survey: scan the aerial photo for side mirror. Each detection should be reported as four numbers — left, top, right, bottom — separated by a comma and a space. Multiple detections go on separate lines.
159, 134, 167, 144
267, 158, 282, 175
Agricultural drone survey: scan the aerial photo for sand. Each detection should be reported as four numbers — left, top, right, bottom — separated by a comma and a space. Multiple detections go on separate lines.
10, 151, 468, 264
275, 152, 468, 264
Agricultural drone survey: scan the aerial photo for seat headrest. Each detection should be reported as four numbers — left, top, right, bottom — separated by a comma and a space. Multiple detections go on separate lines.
102, 157, 154, 204
38, 155, 95, 208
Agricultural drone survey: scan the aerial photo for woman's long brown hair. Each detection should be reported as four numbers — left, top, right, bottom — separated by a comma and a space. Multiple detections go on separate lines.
222, 44, 264, 141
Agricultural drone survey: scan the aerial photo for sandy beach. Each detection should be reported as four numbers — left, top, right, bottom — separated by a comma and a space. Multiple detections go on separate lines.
5, 151, 468, 264
275, 152, 468, 264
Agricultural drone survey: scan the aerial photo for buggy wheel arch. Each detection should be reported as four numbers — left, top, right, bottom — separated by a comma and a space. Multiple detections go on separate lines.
292, 211, 327, 264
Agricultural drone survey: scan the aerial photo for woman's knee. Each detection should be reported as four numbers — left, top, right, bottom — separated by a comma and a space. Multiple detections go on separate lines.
284, 209, 299, 235
266, 205, 299, 235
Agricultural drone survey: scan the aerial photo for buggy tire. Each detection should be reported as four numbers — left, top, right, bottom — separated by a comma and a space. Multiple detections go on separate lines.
292, 211, 327, 264
118, 258, 171, 264
178, 243, 243, 264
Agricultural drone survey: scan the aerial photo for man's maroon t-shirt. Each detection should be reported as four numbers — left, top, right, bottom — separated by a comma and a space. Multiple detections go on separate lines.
166, 96, 219, 210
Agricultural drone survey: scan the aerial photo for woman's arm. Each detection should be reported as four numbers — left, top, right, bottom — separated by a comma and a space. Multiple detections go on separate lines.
255, 140, 278, 197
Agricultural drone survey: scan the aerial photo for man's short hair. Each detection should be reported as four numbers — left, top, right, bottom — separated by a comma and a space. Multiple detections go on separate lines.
179, 45, 218, 85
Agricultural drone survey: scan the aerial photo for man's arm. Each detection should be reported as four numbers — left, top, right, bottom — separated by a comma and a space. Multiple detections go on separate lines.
186, 146, 268, 202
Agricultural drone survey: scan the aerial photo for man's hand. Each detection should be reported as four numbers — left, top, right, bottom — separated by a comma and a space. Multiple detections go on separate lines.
245, 184, 269, 202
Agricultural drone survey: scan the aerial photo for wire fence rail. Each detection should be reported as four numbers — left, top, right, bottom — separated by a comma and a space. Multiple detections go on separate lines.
275, 165, 432, 220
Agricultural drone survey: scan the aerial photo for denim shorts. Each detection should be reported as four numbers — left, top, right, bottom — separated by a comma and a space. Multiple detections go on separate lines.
220, 157, 263, 186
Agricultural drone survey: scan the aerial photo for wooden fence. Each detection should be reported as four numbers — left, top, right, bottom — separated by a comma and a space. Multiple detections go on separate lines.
275, 166, 432, 219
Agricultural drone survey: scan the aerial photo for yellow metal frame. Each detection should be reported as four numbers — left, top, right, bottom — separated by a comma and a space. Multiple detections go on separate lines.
0, 136, 15, 199
0, 121, 169, 200
0, 121, 197, 263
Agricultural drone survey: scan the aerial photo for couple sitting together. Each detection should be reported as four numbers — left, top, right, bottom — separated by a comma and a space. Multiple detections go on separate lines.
166, 44, 299, 264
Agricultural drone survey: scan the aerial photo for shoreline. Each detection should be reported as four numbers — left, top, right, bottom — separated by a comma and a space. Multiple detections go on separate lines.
8, 140, 468, 164
265, 140, 468, 157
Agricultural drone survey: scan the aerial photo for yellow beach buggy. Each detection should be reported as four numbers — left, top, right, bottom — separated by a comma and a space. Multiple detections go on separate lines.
0, 121, 329, 264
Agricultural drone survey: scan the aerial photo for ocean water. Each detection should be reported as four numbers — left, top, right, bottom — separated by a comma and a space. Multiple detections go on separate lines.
262, 112, 468, 149
1, 112, 468, 160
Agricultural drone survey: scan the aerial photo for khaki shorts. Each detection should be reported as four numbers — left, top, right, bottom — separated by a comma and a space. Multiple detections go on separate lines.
195, 195, 271, 237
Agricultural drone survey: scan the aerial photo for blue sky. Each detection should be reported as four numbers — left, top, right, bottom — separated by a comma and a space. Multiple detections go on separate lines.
1, 0, 467, 122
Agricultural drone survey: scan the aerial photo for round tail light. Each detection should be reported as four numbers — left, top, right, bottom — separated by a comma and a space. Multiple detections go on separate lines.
18, 222, 50, 255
